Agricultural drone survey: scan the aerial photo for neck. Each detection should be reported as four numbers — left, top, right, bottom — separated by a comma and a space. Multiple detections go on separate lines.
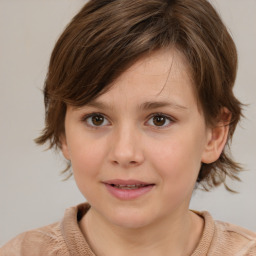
79, 207, 204, 256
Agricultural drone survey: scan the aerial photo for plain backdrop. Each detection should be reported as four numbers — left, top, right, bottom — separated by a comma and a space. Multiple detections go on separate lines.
0, 0, 256, 246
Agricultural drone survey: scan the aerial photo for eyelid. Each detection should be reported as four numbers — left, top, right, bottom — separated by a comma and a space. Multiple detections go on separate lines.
80, 111, 175, 129
81, 112, 111, 128
145, 112, 176, 128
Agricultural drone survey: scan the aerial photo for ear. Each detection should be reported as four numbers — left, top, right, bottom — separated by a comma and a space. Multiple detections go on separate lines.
60, 134, 71, 160
201, 108, 231, 164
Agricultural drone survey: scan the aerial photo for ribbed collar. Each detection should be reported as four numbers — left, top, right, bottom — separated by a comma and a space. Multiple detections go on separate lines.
60, 203, 215, 256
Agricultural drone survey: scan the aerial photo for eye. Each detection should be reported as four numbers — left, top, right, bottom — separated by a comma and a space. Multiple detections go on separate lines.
83, 113, 110, 127
147, 114, 173, 128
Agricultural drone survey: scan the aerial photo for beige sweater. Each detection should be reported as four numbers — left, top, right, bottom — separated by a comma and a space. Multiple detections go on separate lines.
1, 203, 256, 256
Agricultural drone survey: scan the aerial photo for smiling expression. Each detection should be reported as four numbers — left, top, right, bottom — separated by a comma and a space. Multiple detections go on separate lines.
61, 48, 215, 229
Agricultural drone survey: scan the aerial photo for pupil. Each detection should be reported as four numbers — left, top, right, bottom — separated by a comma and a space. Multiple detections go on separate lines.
92, 115, 104, 125
153, 116, 165, 126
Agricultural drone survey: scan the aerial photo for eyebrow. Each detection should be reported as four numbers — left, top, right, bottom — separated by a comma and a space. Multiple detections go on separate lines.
139, 101, 188, 111
85, 101, 110, 110
84, 100, 188, 111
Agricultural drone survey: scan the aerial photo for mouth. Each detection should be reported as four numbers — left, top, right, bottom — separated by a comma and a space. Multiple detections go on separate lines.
103, 179, 155, 200
109, 184, 152, 189
104, 179, 154, 188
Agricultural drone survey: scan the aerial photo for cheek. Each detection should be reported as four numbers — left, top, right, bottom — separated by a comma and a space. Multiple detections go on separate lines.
69, 139, 108, 202
68, 137, 106, 180
147, 135, 202, 190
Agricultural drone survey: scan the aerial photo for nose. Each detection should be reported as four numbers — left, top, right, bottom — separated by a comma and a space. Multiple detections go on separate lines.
109, 125, 145, 168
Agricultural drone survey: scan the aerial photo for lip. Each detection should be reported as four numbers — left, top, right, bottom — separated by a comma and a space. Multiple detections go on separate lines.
104, 179, 152, 185
103, 179, 155, 200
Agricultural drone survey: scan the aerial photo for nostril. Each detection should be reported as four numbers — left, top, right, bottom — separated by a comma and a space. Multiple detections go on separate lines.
111, 160, 138, 166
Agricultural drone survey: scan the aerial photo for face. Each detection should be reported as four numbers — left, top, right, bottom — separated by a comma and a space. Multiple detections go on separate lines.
61, 49, 215, 229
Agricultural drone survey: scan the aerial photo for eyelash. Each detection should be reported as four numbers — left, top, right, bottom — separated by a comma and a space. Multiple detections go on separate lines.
81, 112, 111, 129
146, 112, 175, 129
81, 112, 175, 129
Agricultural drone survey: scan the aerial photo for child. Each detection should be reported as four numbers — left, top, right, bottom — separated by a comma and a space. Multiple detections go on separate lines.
1, 0, 256, 255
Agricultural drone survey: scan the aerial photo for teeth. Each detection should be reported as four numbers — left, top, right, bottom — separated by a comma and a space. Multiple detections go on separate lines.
112, 184, 147, 189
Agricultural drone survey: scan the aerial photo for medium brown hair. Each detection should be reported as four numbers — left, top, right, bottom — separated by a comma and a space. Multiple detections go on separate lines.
36, 0, 243, 191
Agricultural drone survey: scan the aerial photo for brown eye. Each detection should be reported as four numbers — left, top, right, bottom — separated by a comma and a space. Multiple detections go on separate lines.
92, 115, 104, 126
153, 116, 167, 126
85, 114, 109, 127
147, 114, 172, 128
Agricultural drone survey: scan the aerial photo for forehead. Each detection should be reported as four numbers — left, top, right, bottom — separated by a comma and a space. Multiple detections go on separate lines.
97, 48, 197, 108
128, 48, 191, 78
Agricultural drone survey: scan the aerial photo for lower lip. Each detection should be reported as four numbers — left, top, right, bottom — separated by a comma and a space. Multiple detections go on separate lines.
104, 184, 154, 200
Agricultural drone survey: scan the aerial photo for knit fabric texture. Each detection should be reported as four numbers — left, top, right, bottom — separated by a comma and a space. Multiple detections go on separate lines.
1, 203, 256, 255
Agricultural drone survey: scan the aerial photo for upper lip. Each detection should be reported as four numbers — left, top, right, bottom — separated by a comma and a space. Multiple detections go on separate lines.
103, 179, 154, 185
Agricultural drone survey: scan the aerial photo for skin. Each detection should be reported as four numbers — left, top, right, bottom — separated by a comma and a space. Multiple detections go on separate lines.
61, 49, 229, 256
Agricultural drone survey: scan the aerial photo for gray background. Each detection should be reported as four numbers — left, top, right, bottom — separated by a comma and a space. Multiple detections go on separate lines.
0, 0, 255, 245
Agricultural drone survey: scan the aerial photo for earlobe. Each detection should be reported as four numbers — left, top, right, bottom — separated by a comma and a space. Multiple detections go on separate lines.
201, 108, 231, 164
60, 135, 71, 160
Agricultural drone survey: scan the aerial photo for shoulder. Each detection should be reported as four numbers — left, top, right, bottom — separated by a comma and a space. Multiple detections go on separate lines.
0, 203, 93, 256
0, 222, 69, 256
213, 219, 256, 255
196, 211, 256, 256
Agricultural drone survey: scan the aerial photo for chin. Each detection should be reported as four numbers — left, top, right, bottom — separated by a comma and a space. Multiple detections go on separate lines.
113, 217, 152, 230
106, 208, 156, 230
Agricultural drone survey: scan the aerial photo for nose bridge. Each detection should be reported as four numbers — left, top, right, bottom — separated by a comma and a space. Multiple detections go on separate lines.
109, 121, 144, 167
